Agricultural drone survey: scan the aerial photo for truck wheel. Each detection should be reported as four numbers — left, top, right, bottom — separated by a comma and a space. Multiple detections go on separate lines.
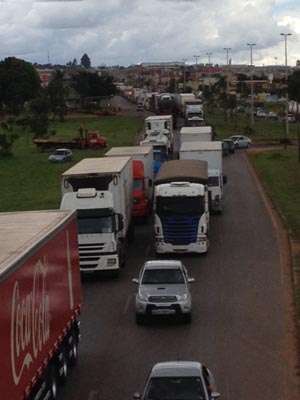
47, 365, 58, 400
135, 314, 145, 325
183, 313, 192, 324
57, 347, 68, 384
68, 332, 79, 366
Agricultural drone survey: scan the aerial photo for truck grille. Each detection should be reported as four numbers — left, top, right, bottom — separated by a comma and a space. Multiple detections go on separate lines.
78, 243, 105, 268
161, 216, 199, 245
148, 295, 177, 303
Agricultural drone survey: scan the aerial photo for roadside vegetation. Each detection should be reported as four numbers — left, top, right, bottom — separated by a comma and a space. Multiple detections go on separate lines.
0, 115, 143, 211
249, 148, 300, 317
206, 109, 298, 141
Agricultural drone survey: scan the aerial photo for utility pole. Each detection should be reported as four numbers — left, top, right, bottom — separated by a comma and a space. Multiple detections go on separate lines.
206, 52, 212, 65
223, 47, 231, 65
182, 58, 188, 92
193, 55, 200, 65
247, 43, 256, 127
280, 32, 292, 148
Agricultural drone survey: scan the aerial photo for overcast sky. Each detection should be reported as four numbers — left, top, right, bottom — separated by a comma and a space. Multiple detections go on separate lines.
0, 0, 299, 66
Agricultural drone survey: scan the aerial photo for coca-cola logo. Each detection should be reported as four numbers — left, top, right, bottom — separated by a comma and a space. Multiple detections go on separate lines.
10, 258, 50, 386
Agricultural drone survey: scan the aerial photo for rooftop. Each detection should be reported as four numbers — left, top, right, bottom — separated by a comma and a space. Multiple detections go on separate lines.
62, 157, 131, 176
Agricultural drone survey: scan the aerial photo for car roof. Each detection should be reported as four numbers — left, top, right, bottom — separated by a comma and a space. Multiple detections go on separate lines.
150, 362, 202, 378
144, 260, 183, 270
55, 148, 71, 152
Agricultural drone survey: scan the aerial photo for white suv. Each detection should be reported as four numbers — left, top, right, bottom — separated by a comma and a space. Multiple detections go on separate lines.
133, 260, 194, 324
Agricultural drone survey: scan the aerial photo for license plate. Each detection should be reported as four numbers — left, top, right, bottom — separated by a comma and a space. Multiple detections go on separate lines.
152, 309, 175, 315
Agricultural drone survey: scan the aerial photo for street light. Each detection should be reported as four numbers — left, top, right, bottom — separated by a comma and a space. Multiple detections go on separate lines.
247, 43, 256, 127
223, 47, 231, 65
280, 32, 292, 146
182, 58, 188, 92
206, 52, 212, 65
193, 55, 201, 65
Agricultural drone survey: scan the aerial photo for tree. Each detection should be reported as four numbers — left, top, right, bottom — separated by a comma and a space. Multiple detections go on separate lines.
28, 92, 50, 137
0, 57, 41, 114
72, 72, 117, 107
81, 53, 91, 69
47, 70, 68, 121
288, 70, 300, 104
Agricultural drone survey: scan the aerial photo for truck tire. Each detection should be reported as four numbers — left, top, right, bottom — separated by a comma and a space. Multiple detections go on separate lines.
57, 346, 68, 384
47, 365, 58, 400
135, 314, 145, 325
68, 331, 79, 366
183, 313, 192, 324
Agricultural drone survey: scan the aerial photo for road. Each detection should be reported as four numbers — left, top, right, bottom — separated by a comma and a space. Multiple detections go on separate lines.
59, 149, 298, 400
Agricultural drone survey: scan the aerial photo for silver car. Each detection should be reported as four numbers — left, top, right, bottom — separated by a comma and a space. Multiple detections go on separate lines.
134, 361, 220, 400
48, 148, 73, 163
229, 135, 252, 149
133, 260, 194, 324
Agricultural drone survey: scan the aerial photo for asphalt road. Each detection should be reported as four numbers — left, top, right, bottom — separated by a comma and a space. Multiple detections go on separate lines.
58, 149, 298, 400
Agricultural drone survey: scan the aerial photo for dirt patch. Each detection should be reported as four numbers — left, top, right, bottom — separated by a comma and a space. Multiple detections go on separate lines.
246, 152, 300, 399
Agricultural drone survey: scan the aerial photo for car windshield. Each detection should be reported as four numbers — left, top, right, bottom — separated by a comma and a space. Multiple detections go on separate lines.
77, 209, 114, 234
145, 377, 205, 400
54, 150, 67, 156
157, 196, 205, 216
142, 268, 185, 284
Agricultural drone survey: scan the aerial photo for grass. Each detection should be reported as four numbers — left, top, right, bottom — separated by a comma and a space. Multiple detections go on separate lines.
0, 115, 143, 211
206, 109, 298, 141
250, 148, 300, 319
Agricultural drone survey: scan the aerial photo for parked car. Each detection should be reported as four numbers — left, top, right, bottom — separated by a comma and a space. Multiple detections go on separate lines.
288, 114, 296, 123
267, 111, 278, 120
48, 148, 73, 162
133, 361, 220, 400
222, 139, 235, 154
229, 135, 252, 149
133, 260, 194, 324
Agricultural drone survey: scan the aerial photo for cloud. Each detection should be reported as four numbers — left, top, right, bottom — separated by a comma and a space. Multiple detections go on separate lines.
0, 0, 298, 66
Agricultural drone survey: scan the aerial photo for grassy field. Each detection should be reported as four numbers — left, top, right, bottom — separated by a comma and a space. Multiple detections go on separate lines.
0, 115, 143, 212
250, 148, 300, 317
206, 110, 299, 141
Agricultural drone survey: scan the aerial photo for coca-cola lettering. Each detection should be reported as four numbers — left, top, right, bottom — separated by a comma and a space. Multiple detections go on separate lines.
11, 258, 50, 386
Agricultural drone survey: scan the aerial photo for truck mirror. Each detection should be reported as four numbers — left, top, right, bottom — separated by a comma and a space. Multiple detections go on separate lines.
117, 214, 124, 232
223, 175, 228, 184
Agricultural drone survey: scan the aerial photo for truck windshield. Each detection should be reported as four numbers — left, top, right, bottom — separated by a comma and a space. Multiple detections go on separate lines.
208, 176, 219, 186
157, 196, 205, 216
154, 150, 168, 162
145, 377, 205, 400
142, 269, 184, 284
77, 209, 114, 234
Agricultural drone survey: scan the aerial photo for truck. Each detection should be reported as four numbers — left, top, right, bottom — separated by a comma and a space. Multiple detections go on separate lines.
154, 160, 210, 254
180, 126, 213, 144
140, 135, 170, 176
179, 141, 226, 213
105, 146, 154, 218
0, 210, 82, 400
185, 102, 204, 126
60, 157, 133, 273
33, 131, 107, 151
144, 115, 174, 151
175, 93, 196, 115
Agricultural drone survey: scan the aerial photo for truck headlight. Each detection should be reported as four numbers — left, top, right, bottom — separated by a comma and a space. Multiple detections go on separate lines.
138, 292, 148, 302
178, 294, 188, 301
107, 258, 117, 266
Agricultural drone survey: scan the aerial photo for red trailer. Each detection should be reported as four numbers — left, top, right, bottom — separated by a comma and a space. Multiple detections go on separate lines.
0, 210, 82, 400
133, 160, 150, 218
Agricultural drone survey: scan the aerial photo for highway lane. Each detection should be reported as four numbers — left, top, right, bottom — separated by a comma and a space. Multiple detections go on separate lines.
59, 150, 298, 400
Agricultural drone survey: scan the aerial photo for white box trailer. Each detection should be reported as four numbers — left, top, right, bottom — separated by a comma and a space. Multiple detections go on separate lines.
180, 126, 213, 144
179, 141, 225, 213
61, 157, 133, 272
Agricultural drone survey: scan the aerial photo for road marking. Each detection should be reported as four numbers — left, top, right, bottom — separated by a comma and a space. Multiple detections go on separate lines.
123, 294, 132, 314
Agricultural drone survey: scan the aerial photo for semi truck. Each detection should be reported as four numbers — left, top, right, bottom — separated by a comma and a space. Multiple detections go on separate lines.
60, 157, 133, 273
154, 160, 210, 254
0, 210, 82, 400
180, 126, 213, 144
144, 115, 174, 151
105, 146, 154, 218
179, 141, 226, 213
185, 103, 204, 126
175, 93, 196, 115
140, 135, 170, 176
